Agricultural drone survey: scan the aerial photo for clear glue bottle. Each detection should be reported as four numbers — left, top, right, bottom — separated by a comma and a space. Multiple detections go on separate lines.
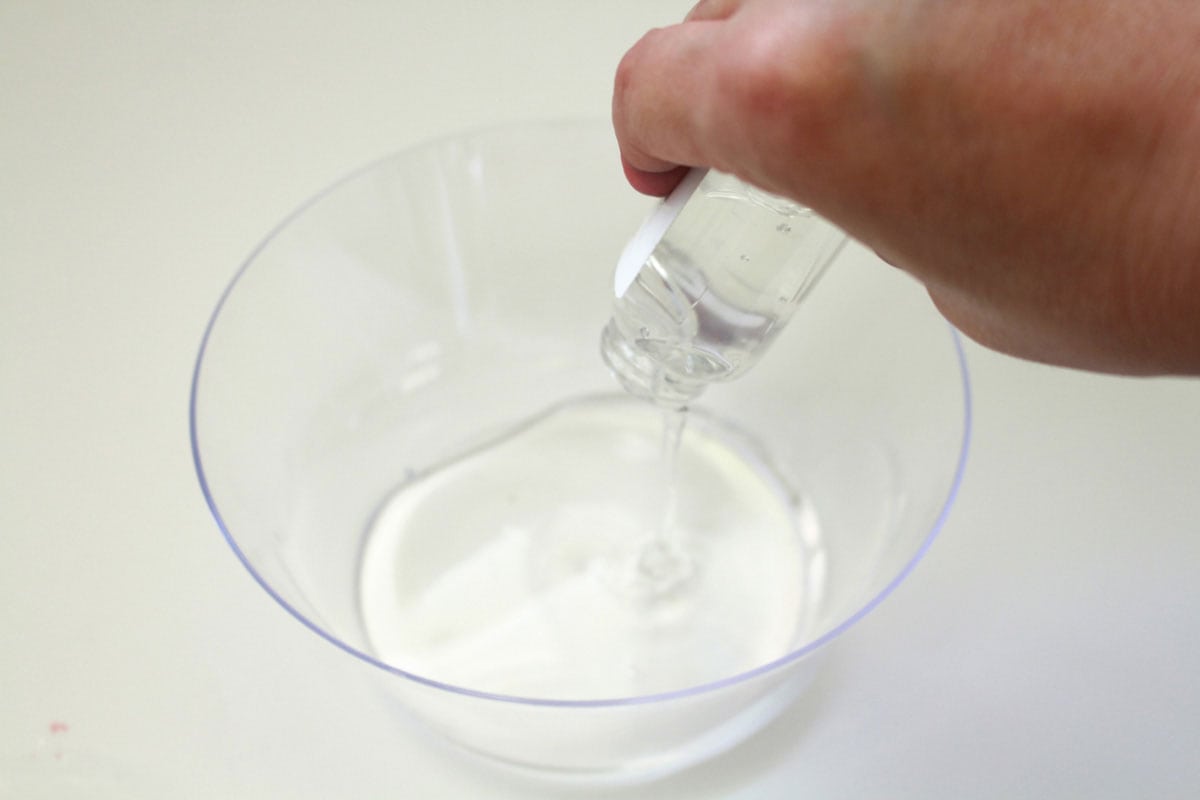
600, 168, 848, 408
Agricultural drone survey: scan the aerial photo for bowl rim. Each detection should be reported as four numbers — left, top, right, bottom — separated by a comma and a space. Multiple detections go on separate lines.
189, 118, 972, 709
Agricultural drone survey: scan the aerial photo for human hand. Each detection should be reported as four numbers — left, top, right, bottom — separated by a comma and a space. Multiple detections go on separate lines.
613, 0, 1200, 375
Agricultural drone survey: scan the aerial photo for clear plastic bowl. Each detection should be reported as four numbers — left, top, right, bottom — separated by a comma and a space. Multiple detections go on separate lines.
190, 120, 970, 784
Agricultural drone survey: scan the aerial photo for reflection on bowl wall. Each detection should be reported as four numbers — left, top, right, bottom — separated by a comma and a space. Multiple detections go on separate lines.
190, 120, 970, 784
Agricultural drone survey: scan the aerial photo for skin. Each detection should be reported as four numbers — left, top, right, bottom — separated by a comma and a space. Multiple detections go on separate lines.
613, 0, 1200, 375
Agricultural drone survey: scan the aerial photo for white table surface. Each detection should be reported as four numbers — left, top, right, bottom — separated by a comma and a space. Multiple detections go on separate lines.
3, 3, 1198, 798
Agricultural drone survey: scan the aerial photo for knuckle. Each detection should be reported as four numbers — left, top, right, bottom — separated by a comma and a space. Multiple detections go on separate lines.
613, 28, 668, 132
614, 27, 666, 96
716, 23, 854, 148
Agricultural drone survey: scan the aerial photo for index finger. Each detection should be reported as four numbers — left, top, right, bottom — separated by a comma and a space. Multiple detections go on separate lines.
612, 22, 729, 194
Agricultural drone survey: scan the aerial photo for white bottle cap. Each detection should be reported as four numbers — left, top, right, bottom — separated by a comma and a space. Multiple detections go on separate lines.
614, 168, 707, 297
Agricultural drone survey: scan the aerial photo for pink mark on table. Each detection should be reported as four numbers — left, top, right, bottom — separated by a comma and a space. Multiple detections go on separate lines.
49, 721, 69, 734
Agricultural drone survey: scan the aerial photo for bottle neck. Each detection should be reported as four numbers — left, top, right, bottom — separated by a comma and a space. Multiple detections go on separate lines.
599, 320, 705, 410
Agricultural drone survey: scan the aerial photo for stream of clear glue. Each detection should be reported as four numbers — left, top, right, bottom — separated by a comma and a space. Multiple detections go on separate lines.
629, 405, 694, 597
613, 171, 712, 599
659, 407, 685, 536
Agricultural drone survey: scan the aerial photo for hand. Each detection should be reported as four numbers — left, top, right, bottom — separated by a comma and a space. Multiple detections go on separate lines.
613, 0, 1200, 375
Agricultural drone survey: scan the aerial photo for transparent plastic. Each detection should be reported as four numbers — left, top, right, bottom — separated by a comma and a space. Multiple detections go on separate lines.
190, 120, 970, 785
602, 169, 847, 408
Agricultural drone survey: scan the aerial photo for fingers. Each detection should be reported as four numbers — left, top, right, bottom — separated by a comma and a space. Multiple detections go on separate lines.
612, 22, 727, 195
616, 0, 746, 196
614, 0, 750, 194
614, 0, 864, 199
621, 159, 692, 196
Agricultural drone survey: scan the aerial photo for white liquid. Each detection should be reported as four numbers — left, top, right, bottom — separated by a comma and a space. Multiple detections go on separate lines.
358, 396, 824, 701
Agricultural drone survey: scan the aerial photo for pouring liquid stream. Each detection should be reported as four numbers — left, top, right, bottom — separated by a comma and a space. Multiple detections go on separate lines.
629, 405, 694, 597
602, 167, 841, 602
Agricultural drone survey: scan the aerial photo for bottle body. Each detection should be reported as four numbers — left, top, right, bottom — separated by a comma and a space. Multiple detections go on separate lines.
601, 170, 847, 407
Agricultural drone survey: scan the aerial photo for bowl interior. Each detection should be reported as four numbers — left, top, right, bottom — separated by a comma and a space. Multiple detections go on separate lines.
191, 120, 969, 707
